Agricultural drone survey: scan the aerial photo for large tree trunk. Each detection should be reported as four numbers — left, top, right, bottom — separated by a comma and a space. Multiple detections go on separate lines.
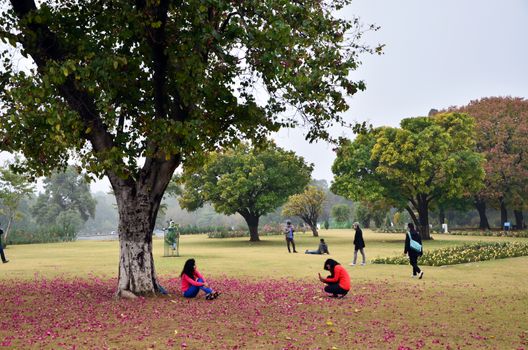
110, 158, 179, 298
514, 210, 525, 230
499, 197, 508, 227
115, 191, 159, 298
416, 196, 431, 240
240, 212, 260, 242
474, 197, 490, 230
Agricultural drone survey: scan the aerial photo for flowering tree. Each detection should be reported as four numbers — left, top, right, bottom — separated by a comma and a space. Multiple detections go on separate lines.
446, 97, 528, 229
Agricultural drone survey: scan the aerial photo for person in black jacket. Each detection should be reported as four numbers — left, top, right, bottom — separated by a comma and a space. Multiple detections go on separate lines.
404, 223, 423, 279
349, 222, 366, 266
0, 225, 8, 263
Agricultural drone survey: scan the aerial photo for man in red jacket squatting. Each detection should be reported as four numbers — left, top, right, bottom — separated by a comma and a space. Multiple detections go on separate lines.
318, 259, 350, 298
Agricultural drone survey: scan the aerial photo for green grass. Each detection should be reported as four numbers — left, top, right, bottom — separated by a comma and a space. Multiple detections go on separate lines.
1, 229, 527, 349
3, 228, 527, 282
3, 228, 528, 301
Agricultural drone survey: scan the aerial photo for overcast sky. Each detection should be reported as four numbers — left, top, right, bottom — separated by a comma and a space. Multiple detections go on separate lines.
274, 0, 528, 185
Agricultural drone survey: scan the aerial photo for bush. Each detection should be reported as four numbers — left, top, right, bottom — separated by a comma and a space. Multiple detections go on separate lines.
449, 230, 528, 238
371, 242, 528, 266
207, 230, 248, 238
177, 225, 233, 235
8, 225, 77, 245
207, 225, 283, 239
372, 228, 407, 233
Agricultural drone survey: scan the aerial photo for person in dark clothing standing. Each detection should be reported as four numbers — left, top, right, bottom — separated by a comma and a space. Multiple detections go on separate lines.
404, 223, 423, 279
0, 225, 8, 263
350, 222, 366, 266
284, 221, 297, 253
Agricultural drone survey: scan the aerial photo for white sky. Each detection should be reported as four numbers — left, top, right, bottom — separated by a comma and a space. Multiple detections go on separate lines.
2, 1, 527, 192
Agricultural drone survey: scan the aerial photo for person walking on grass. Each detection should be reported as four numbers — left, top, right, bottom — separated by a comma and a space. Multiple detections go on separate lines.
404, 223, 424, 279
318, 259, 350, 298
284, 220, 297, 253
305, 238, 330, 255
350, 222, 366, 266
181, 259, 220, 300
0, 225, 8, 264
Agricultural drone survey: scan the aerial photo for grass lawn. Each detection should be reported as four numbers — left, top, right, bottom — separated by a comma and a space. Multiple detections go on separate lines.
1, 229, 527, 349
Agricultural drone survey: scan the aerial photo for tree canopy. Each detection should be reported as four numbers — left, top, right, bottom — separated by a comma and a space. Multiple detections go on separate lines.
332, 112, 485, 239
32, 167, 96, 229
179, 142, 312, 241
330, 204, 352, 225
282, 185, 325, 237
445, 97, 528, 228
0, 0, 378, 296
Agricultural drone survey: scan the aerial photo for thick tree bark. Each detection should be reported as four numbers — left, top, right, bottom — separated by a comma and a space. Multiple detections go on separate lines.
416, 198, 431, 240
115, 190, 159, 297
110, 157, 179, 297
474, 197, 490, 230
499, 198, 508, 227
240, 212, 260, 242
514, 210, 525, 230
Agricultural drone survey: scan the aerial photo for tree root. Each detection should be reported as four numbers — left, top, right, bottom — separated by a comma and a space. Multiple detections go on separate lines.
116, 289, 138, 299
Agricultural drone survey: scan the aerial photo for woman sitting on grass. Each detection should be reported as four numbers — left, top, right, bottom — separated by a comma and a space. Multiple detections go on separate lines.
181, 258, 220, 300
318, 258, 350, 298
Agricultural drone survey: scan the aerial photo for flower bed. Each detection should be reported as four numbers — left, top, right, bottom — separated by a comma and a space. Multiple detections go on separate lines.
448, 230, 528, 238
371, 242, 528, 266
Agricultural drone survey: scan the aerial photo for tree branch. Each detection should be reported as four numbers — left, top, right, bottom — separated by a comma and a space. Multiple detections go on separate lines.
9, 0, 131, 190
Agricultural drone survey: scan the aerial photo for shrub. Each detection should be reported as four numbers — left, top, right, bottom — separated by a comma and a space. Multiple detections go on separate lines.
177, 225, 233, 235
207, 230, 248, 238
372, 228, 407, 233
371, 242, 528, 266
8, 225, 77, 245
449, 230, 528, 238
207, 226, 282, 238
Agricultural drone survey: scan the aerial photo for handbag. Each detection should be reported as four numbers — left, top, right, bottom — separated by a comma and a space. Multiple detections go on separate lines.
407, 231, 422, 253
